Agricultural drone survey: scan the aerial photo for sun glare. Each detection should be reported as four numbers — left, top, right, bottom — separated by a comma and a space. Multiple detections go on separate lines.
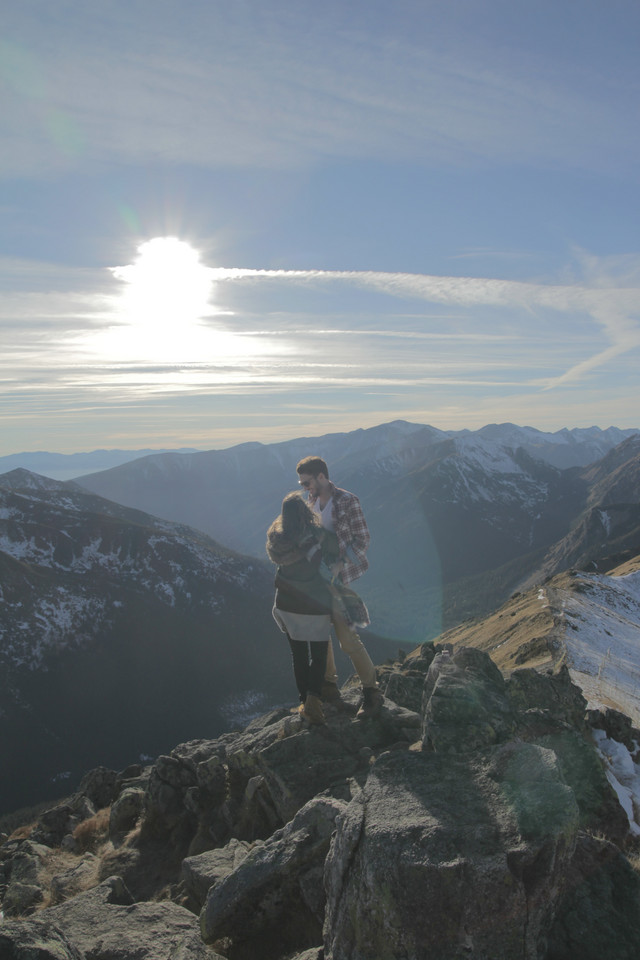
98, 236, 244, 363
112, 236, 212, 329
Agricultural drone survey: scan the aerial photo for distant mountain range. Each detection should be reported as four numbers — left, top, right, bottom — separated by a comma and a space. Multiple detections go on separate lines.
0, 449, 200, 482
70, 421, 640, 641
2, 423, 636, 482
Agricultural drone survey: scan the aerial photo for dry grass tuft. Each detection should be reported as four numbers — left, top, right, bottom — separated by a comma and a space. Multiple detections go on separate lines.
8, 823, 36, 841
72, 807, 111, 853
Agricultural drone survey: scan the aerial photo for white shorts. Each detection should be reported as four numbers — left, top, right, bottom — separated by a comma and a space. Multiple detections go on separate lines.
272, 606, 331, 643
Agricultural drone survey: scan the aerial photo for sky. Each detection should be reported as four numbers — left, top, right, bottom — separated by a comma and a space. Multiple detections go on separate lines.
2, 0, 639, 456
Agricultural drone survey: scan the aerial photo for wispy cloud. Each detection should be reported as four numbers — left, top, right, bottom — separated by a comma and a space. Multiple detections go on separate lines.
2, 3, 639, 177
206, 264, 640, 387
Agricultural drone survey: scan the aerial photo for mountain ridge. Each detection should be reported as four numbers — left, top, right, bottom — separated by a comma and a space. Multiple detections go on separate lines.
66, 421, 639, 641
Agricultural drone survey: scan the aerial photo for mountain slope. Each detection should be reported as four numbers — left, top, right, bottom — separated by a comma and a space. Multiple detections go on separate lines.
0, 471, 293, 814
439, 554, 640, 726
519, 435, 640, 586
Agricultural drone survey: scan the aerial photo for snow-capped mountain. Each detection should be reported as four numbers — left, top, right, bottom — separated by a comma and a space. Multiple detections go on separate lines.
72, 421, 640, 641
0, 470, 294, 814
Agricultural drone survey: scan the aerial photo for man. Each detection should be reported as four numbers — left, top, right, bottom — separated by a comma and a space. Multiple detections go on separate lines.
296, 456, 383, 718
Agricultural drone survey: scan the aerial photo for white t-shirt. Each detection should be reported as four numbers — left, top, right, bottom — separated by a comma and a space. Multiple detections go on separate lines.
313, 496, 334, 531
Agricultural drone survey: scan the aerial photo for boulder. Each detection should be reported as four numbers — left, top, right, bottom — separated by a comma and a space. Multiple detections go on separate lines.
324, 745, 580, 960
32, 795, 97, 847
587, 706, 639, 753
50, 853, 98, 905
507, 664, 588, 732
201, 795, 348, 957
422, 645, 515, 752
0, 916, 84, 959
1, 880, 44, 917
77, 766, 120, 809
1, 840, 51, 917
109, 787, 145, 842
181, 836, 254, 908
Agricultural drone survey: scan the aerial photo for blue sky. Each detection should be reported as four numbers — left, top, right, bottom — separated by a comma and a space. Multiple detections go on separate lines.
1, 0, 639, 455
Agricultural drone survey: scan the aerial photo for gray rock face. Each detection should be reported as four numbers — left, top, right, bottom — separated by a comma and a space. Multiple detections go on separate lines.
1, 840, 51, 917
0, 916, 84, 959
422, 644, 515, 752
109, 787, 145, 842
324, 745, 579, 960
200, 795, 348, 955
182, 837, 254, 909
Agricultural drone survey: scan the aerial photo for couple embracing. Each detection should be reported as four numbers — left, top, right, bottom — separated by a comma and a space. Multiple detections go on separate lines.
266, 456, 383, 724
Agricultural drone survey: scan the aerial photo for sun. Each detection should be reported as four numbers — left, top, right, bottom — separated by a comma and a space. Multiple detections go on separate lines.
98, 236, 240, 362
111, 236, 213, 331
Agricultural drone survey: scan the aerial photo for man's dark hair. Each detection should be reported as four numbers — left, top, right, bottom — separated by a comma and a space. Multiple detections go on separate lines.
296, 456, 329, 479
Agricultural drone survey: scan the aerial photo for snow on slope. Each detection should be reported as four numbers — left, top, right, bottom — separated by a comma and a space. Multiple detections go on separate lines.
550, 566, 640, 726
546, 563, 640, 836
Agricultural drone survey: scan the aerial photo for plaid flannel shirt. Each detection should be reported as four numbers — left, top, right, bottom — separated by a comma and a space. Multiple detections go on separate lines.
312, 482, 370, 584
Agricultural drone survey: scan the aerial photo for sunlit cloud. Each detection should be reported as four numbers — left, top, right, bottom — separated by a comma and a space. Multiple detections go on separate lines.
2, 248, 639, 454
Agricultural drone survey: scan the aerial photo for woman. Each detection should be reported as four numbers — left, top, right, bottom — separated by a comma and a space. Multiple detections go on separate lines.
266, 492, 338, 724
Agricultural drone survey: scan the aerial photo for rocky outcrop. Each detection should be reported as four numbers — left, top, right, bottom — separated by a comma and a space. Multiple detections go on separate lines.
0, 876, 223, 959
1, 643, 639, 960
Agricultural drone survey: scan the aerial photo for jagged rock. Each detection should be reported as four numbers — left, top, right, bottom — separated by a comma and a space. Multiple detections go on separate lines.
3, 643, 638, 960
324, 744, 580, 960
0, 916, 84, 959
182, 836, 254, 909
378, 642, 437, 712
0, 840, 51, 917
546, 832, 640, 959
32, 794, 97, 847
587, 706, 639, 753
422, 644, 515, 752
50, 853, 98, 905
77, 766, 120, 809
508, 664, 589, 732
536, 729, 630, 844
0, 875, 224, 959
1, 880, 44, 917
140, 754, 199, 846
109, 787, 145, 842
200, 795, 348, 956
140, 696, 420, 859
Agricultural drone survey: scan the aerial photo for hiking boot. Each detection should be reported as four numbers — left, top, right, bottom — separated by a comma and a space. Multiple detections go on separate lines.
356, 686, 384, 719
301, 693, 326, 725
321, 681, 342, 702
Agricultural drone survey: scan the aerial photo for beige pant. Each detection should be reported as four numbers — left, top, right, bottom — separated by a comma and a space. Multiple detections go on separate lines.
325, 603, 377, 689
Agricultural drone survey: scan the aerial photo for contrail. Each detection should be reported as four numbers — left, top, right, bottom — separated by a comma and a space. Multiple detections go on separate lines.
208, 265, 640, 384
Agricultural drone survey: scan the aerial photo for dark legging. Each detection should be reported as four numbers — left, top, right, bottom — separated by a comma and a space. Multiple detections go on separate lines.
287, 636, 329, 702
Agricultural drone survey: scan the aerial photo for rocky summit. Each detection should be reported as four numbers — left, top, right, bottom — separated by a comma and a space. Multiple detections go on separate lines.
1, 644, 639, 960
